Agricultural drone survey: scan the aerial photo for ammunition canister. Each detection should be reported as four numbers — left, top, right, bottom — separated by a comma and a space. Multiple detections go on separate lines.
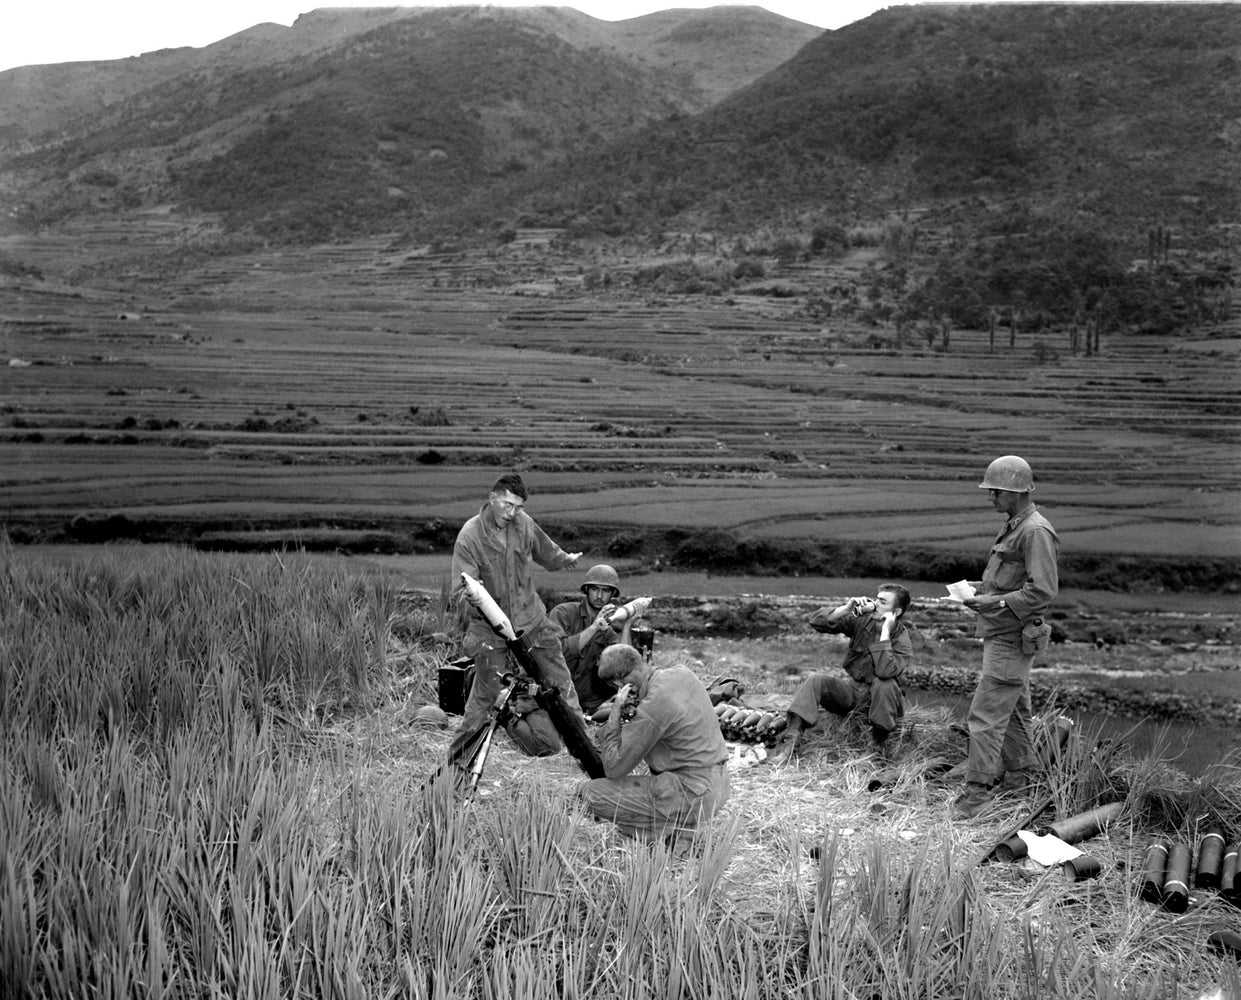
437, 656, 474, 715
1162, 843, 1192, 913
1139, 841, 1169, 904
1194, 827, 1225, 889
1063, 855, 1103, 882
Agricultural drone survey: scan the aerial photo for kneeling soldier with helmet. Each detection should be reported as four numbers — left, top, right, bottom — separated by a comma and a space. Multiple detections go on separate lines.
549, 564, 640, 715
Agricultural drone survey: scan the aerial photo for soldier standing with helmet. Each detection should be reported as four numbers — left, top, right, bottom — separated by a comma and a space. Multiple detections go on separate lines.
549, 564, 639, 714
953, 455, 1060, 820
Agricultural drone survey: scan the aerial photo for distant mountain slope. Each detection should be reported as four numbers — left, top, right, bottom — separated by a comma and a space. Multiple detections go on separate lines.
0, 5, 820, 239
484, 3, 1240, 240
0, 9, 416, 145
3, 3, 1236, 257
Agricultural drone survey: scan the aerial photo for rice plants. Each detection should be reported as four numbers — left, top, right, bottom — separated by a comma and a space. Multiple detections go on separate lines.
2, 544, 1238, 998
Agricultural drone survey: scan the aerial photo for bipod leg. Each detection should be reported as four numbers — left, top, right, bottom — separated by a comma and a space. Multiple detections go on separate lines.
427, 673, 520, 797
464, 721, 499, 796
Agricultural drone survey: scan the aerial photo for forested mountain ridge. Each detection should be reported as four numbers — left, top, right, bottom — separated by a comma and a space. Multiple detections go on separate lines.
0, 5, 822, 239
1, 0, 1237, 282
485, 3, 1239, 243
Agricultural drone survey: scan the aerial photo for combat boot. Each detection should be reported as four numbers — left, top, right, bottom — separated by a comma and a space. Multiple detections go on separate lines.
951, 782, 996, 820
998, 768, 1041, 794
772, 717, 803, 766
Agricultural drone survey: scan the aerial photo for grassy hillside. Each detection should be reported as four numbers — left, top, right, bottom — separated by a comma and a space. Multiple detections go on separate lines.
7, 5, 1237, 255
488, 4, 1239, 242
0, 6, 819, 241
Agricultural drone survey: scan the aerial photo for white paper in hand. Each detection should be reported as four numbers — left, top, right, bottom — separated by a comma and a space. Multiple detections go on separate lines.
946, 580, 976, 602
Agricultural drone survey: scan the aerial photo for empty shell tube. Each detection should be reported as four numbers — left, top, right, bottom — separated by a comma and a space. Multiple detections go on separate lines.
1063, 855, 1103, 882
1195, 827, 1226, 889
1035, 801, 1124, 844
1221, 842, 1238, 901
995, 836, 1029, 863
1140, 841, 1169, 904
1162, 843, 1192, 913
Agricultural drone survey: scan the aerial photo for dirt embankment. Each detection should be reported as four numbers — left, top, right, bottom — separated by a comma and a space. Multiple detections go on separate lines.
23, 514, 1241, 597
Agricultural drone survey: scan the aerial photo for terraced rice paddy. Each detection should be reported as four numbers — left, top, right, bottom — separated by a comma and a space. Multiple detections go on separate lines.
2, 217, 1239, 566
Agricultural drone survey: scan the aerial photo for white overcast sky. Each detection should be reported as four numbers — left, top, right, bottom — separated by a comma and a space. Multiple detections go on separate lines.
3, 1, 872, 73
2, 1, 1187, 75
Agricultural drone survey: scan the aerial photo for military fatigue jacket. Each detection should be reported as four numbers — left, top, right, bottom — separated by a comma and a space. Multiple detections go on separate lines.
451, 503, 576, 644
976, 504, 1060, 638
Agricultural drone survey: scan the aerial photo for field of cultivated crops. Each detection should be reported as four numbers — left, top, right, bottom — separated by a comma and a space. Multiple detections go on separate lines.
3, 545, 1240, 998
3, 219, 1239, 591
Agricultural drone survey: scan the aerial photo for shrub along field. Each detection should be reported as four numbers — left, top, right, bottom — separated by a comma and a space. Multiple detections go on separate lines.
3, 545, 1240, 998
2, 221, 1239, 594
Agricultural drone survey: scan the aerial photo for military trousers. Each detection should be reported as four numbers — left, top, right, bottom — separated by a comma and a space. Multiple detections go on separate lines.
964, 630, 1038, 785
787, 673, 904, 738
578, 763, 730, 839
453, 625, 582, 758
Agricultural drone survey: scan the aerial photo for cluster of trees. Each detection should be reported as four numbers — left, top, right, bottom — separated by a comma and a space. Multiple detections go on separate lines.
879, 218, 1233, 338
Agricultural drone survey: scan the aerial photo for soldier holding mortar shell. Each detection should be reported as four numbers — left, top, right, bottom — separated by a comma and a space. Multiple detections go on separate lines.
450, 473, 585, 759
550, 564, 650, 715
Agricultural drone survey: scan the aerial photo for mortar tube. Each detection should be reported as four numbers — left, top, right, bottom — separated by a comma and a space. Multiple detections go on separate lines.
1194, 826, 1226, 889
1035, 801, 1125, 845
1162, 843, 1191, 914
1063, 855, 1103, 882
504, 628, 605, 780
1139, 841, 1169, 904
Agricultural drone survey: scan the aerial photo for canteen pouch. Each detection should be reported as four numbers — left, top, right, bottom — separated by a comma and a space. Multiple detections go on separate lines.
1021, 618, 1052, 654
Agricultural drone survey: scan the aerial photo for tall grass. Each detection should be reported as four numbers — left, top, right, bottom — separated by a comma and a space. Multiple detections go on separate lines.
2, 545, 1237, 998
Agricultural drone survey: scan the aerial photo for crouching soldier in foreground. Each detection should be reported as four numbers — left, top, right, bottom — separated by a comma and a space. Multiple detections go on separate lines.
578, 645, 730, 844
774, 584, 913, 765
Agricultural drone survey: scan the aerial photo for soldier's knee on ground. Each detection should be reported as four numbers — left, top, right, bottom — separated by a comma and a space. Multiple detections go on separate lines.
505, 710, 563, 757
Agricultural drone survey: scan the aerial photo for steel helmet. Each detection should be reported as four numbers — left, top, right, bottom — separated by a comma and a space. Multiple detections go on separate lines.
411, 705, 449, 729
979, 455, 1036, 492
581, 564, 621, 596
